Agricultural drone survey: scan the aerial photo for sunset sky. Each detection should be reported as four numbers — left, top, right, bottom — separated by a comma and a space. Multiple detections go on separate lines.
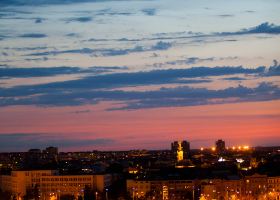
0, 0, 280, 151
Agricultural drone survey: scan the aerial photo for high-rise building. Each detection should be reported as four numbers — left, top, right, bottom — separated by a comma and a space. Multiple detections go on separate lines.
43, 146, 58, 162
171, 140, 190, 160
181, 140, 190, 157
171, 141, 179, 153
215, 139, 226, 154
44, 146, 58, 155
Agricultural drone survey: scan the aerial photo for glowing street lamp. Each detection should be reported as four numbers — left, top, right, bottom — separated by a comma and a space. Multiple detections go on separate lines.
95, 191, 98, 200
105, 188, 109, 200
243, 145, 249, 150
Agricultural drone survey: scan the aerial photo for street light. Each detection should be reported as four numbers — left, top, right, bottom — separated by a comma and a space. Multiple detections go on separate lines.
95, 191, 98, 200
132, 187, 135, 200
105, 188, 109, 200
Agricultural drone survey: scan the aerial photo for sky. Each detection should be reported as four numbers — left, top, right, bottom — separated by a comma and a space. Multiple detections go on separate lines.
0, 0, 280, 152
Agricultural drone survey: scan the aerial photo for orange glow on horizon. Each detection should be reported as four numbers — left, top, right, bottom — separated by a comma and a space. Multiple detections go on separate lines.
0, 100, 279, 151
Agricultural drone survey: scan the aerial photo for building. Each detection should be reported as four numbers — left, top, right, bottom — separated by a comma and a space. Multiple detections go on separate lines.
181, 141, 190, 159
171, 140, 190, 161
0, 170, 112, 200
127, 180, 151, 199
127, 179, 196, 199
127, 174, 280, 200
171, 141, 179, 154
40, 174, 93, 199
42, 147, 59, 163
200, 178, 242, 200
268, 176, 280, 199
215, 139, 226, 154
0, 170, 58, 199
44, 147, 58, 155
244, 173, 267, 198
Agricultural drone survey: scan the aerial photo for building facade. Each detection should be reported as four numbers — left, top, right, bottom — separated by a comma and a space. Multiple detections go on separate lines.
215, 139, 226, 154
0, 170, 112, 200
127, 179, 196, 199
127, 174, 280, 200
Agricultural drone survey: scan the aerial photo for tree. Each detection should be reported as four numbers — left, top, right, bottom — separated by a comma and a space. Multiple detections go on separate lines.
0, 189, 13, 200
60, 194, 75, 200
84, 185, 95, 200
23, 184, 39, 200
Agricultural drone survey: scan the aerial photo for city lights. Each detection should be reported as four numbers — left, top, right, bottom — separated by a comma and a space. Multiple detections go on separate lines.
0, 141, 279, 200
0, 0, 279, 199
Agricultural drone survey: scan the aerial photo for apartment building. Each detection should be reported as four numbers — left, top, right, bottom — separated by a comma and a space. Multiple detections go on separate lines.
0, 170, 112, 200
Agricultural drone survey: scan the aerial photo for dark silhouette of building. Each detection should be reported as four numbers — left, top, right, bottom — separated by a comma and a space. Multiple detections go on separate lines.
171, 141, 179, 153
43, 146, 58, 163
24, 147, 58, 169
216, 139, 226, 154
25, 149, 43, 168
44, 146, 58, 155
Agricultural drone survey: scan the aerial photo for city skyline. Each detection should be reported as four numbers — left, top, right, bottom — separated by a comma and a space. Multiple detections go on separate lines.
0, 138, 258, 153
0, 0, 280, 151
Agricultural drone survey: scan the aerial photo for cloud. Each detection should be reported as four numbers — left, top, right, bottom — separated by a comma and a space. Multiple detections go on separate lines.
0, 0, 104, 6
223, 77, 247, 81
113, 82, 280, 110
218, 22, 280, 36
65, 33, 79, 37
2, 52, 9, 56
14, 66, 266, 88
95, 8, 132, 16
25, 57, 49, 61
1, 80, 278, 110
0, 133, 114, 151
242, 22, 280, 34
65, 16, 92, 23
217, 14, 234, 18
35, 18, 43, 23
151, 41, 172, 50
142, 8, 156, 16
6, 46, 49, 51
244, 10, 255, 13
26, 41, 172, 57
0, 66, 272, 108
19, 33, 47, 38
71, 109, 91, 114
84, 22, 280, 44
0, 33, 11, 40
264, 60, 280, 76
151, 56, 238, 68
166, 57, 215, 65
0, 66, 127, 78
0, 66, 83, 78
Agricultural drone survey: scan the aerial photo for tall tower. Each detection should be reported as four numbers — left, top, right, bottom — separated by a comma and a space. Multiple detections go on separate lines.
177, 141, 184, 162
171, 140, 190, 161
162, 185, 169, 200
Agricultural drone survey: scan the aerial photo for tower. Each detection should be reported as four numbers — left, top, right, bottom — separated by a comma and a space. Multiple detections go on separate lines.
171, 140, 190, 161
162, 185, 168, 200
177, 141, 184, 162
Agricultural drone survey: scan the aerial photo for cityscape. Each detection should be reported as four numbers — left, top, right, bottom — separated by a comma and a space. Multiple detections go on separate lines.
0, 0, 280, 200
0, 140, 279, 200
